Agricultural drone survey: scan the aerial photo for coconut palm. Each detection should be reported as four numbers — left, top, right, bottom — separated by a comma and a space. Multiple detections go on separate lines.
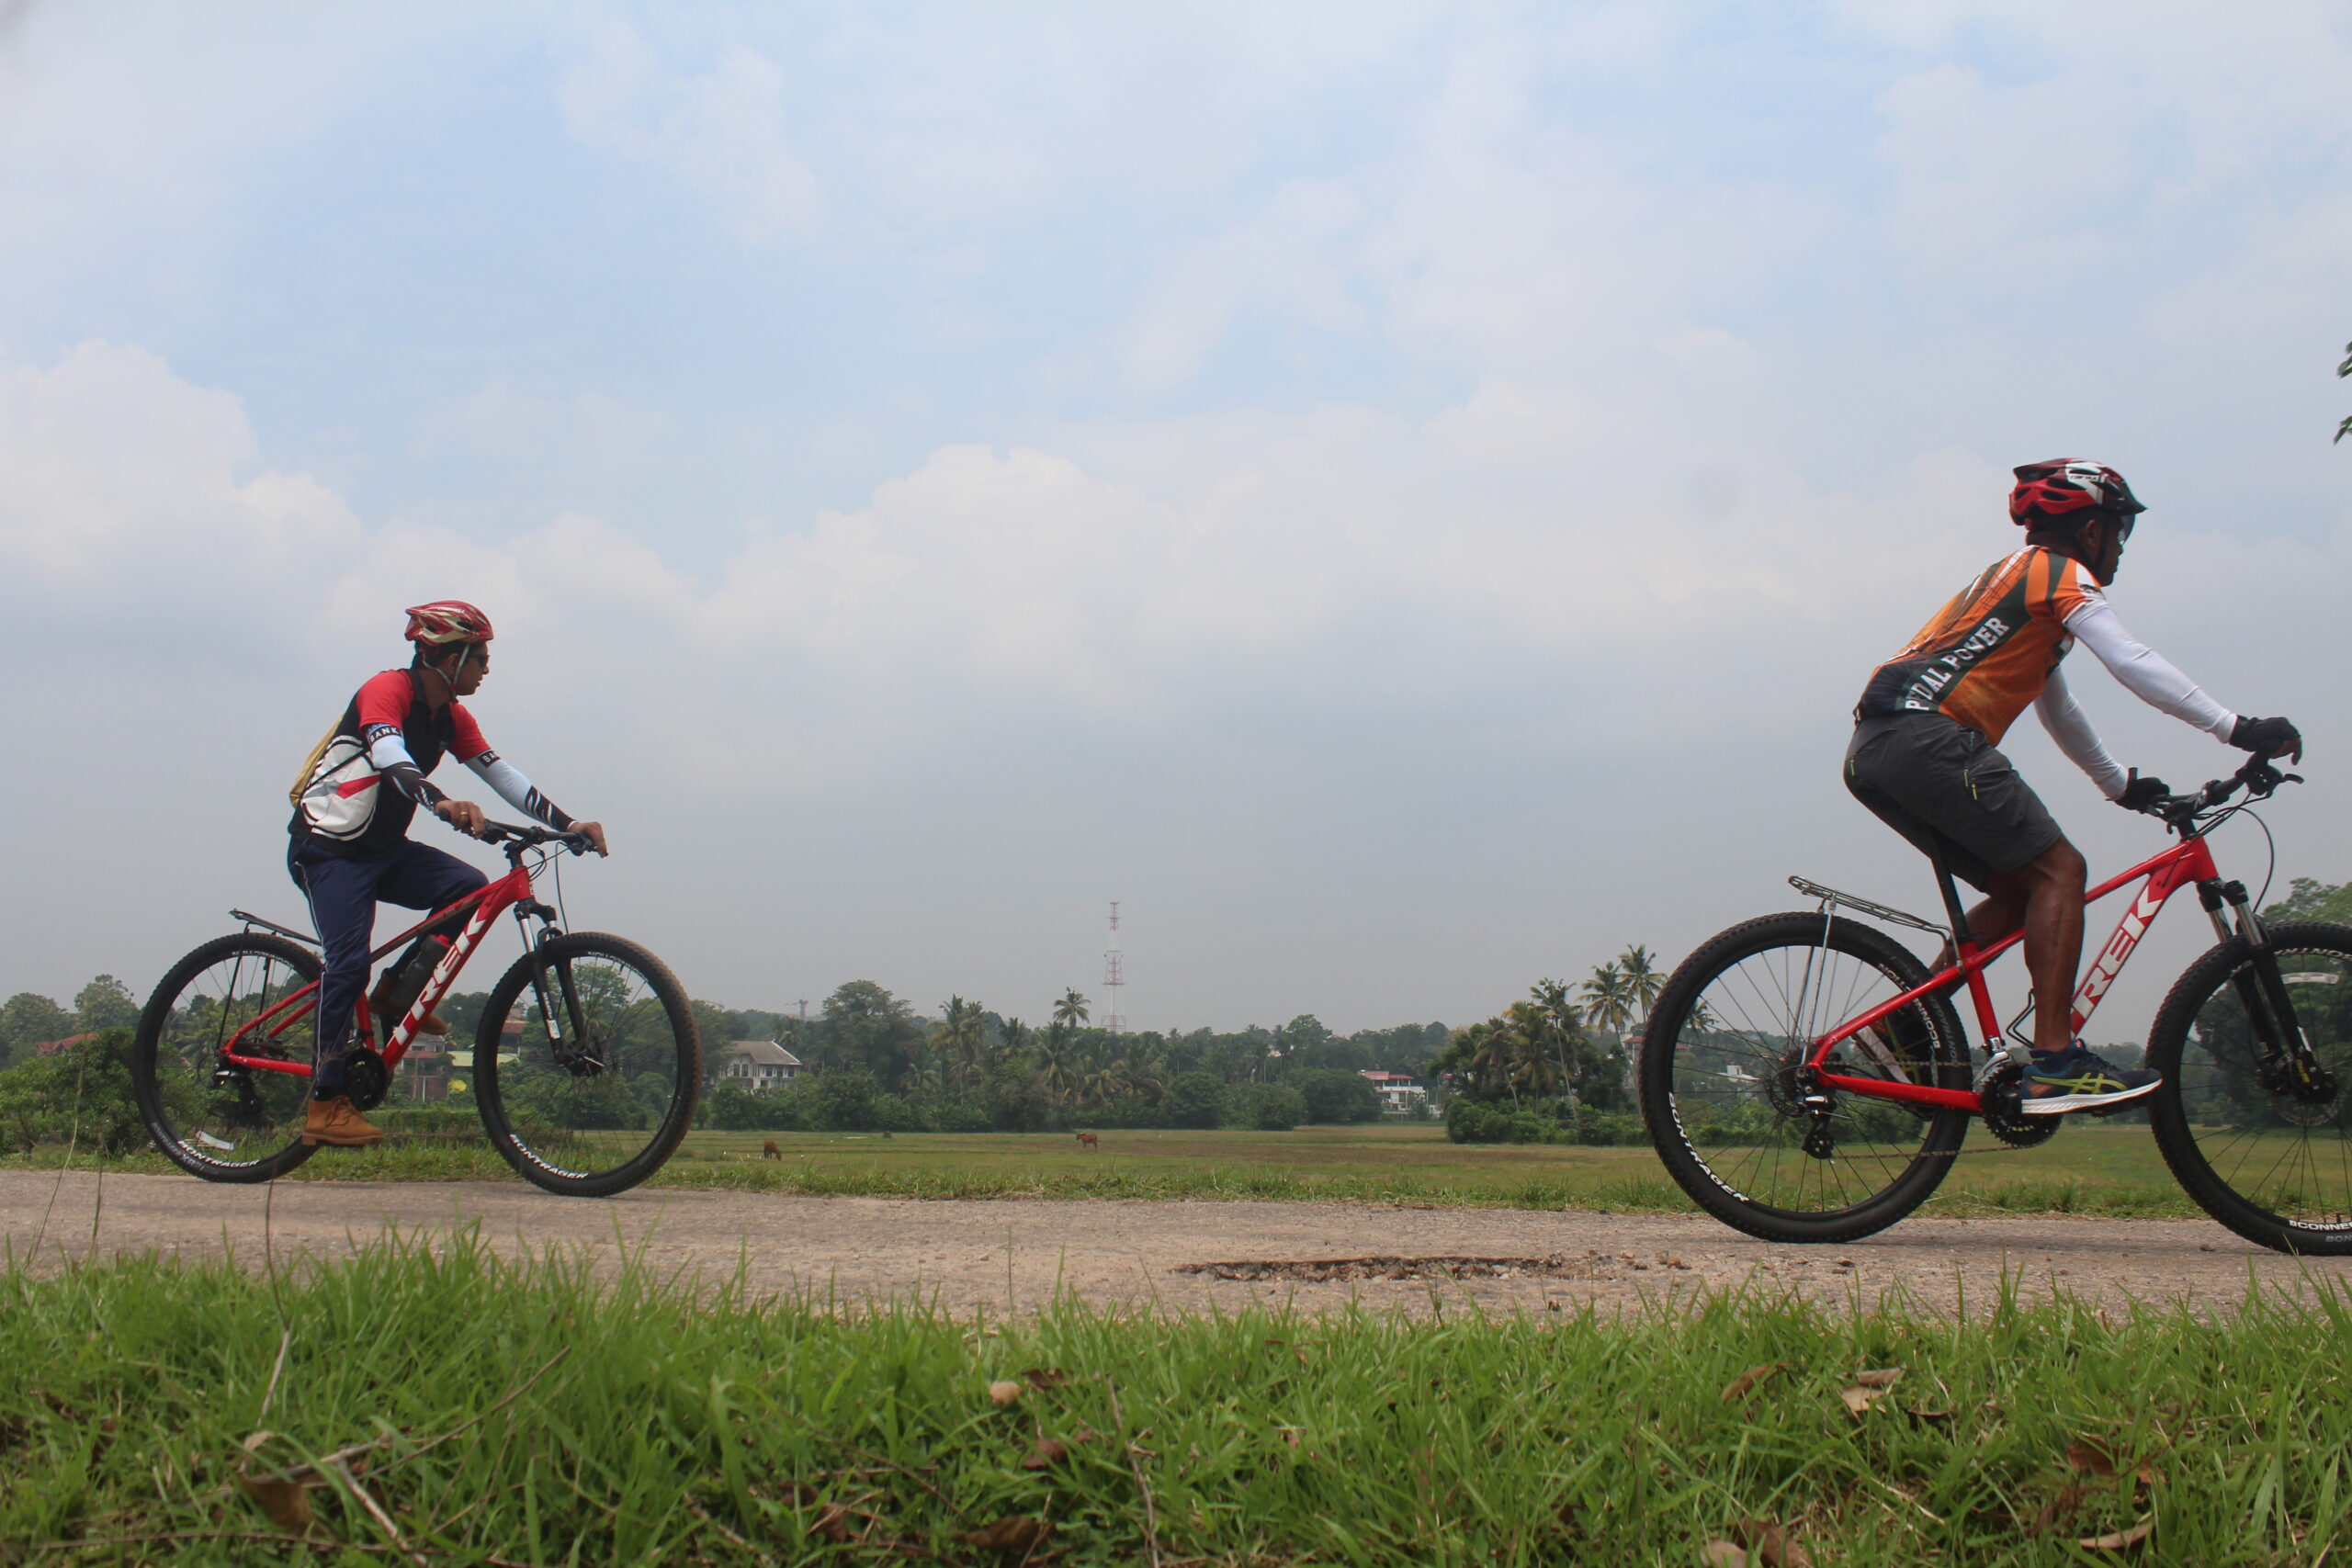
1580, 964, 1634, 1040
1000, 1017, 1031, 1057
1616, 945, 1664, 1022
935, 996, 989, 1088
1035, 1022, 1080, 1103
1053, 988, 1091, 1031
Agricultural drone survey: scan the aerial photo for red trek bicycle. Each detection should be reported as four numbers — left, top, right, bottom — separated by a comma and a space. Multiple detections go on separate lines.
1639, 757, 2352, 1255
132, 822, 700, 1197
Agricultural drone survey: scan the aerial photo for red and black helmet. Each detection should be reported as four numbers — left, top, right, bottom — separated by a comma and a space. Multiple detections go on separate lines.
402, 600, 495, 647
2009, 459, 2146, 529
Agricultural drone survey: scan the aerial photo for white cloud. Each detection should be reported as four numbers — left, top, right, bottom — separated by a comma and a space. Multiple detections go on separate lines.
560, 25, 824, 243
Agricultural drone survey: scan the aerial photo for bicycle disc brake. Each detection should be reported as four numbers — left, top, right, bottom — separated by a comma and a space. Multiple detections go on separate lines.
1979, 1060, 2055, 1148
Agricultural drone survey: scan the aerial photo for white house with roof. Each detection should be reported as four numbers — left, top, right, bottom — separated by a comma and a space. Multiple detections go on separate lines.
1357, 1069, 1429, 1112
713, 1040, 805, 1092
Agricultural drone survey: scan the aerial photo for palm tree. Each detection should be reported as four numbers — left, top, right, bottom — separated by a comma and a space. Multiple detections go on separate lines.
936, 996, 988, 1088
1000, 1017, 1032, 1057
1616, 945, 1664, 1024
1035, 1021, 1080, 1103
1580, 963, 1634, 1041
1053, 988, 1091, 1031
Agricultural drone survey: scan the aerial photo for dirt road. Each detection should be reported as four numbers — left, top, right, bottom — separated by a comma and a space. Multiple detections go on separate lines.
6, 1170, 2347, 1316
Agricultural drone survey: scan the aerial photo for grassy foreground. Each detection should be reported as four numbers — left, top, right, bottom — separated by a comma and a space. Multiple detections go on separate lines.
4, 1235, 2349, 1564
10, 1122, 2215, 1218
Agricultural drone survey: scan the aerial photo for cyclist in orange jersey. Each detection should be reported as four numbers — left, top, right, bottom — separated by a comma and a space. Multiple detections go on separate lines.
1847, 460, 2302, 1114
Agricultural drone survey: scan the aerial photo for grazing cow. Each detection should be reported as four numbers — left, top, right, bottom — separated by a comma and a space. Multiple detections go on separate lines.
762, 1140, 781, 1159
1075, 1132, 1099, 1150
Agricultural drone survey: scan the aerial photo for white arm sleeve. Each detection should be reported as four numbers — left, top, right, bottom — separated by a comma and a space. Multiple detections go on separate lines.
465, 750, 573, 829
2035, 664, 2131, 800
2063, 598, 2237, 740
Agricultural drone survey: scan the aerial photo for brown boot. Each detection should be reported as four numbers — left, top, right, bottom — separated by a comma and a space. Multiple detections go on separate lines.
303, 1096, 384, 1148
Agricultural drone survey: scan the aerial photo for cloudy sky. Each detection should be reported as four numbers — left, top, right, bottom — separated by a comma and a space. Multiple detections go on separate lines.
2, 1, 2346, 1035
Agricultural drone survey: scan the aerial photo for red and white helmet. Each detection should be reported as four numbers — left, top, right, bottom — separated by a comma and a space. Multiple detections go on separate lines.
402, 600, 495, 647
2009, 459, 2145, 528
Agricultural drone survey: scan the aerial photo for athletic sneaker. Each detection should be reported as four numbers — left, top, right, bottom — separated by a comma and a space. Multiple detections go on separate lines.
2018, 1044, 2160, 1116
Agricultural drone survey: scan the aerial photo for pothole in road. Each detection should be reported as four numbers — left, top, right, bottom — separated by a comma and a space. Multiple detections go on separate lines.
1172, 1252, 1694, 1281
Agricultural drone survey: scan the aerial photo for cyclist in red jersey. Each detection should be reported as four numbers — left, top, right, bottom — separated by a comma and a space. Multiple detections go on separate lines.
1847, 460, 2302, 1113
286, 601, 605, 1148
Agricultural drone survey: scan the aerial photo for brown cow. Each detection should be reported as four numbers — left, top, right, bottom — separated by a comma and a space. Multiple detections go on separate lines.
1075, 1132, 1099, 1150
762, 1140, 781, 1160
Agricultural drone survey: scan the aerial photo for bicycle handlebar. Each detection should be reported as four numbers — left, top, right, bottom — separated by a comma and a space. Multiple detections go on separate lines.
2139, 753, 2302, 833
476, 819, 597, 856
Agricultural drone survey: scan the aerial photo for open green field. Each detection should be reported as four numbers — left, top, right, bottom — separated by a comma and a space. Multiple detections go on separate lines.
6, 1229, 2348, 1564
12, 1121, 2216, 1217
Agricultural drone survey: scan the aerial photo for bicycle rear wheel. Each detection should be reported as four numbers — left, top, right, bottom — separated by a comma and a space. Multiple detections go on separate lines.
1639, 912, 1972, 1243
472, 932, 701, 1197
133, 933, 321, 1183
2148, 922, 2352, 1256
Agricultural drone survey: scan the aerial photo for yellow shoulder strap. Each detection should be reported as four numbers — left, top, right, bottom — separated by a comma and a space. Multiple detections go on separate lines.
288, 720, 345, 806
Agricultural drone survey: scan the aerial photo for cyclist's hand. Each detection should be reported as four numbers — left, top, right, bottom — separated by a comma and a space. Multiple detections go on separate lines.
435, 799, 488, 837
2116, 769, 2169, 812
570, 820, 609, 856
2231, 715, 2303, 763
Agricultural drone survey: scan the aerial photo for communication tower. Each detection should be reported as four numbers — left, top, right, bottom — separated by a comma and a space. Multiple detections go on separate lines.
1103, 901, 1125, 1034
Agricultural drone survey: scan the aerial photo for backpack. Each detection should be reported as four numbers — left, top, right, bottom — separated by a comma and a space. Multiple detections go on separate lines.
290, 725, 382, 840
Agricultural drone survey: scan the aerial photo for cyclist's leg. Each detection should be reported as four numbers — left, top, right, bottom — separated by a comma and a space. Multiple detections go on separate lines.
287, 839, 388, 1100
374, 840, 489, 963
1845, 712, 2072, 996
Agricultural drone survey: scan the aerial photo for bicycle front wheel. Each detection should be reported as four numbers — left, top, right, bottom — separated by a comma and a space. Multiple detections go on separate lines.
1640, 912, 1972, 1243
472, 932, 701, 1197
133, 933, 321, 1183
2148, 921, 2352, 1256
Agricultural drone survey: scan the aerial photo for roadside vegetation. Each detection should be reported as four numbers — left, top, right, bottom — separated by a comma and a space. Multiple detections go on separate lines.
6, 1229, 2348, 1564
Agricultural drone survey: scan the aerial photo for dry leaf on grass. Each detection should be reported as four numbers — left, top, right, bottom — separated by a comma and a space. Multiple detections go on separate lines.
809, 1503, 854, 1543
1700, 1541, 1749, 1568
2136, 1460, 2166, 1487
1720, 1363, 1787, 1404
2079, 1516, 2154, 1551
2066, 1438, 2119, 1476
961, 1515, 1054, 1552
235, 1472, 315, 1533
1839, 1368, 1904, 1416
1734, 1518, 1811, 1567
1020, 1368, 1069, 1390
1020, 1438, 1068, 1470
987, 1380, 1024, 1407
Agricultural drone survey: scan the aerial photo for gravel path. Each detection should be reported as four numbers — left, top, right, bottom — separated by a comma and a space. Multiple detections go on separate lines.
6, 1170, 2348, 1316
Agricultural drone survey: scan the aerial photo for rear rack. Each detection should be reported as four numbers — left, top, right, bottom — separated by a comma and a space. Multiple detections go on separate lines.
232, 908, 322, 948
1788, 876, 1947, 936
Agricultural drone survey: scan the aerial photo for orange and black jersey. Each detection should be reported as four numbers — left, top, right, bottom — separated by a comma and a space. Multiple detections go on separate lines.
1857, 547, 2107, 744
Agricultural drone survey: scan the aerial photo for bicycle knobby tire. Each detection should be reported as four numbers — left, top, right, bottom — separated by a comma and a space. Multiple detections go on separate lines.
1640, 911, 1971, 1244
2147, 920, 2352, 1256
133, 932, 321, 1183
472, 931, 701, 1197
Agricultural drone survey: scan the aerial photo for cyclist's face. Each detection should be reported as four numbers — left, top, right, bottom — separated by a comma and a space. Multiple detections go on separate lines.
448, 642, 490, 695
2086, 514, 2128, 584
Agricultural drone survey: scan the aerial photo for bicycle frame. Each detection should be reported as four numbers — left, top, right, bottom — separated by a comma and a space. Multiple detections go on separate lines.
1804, 832, 2232, 1114
219, 860, 543, 1079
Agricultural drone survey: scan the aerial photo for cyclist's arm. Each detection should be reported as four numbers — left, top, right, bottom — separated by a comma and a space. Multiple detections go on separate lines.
2034, 665, 2130, 800
449, 705, 576, 831
363, 726, 449, 808
464, 750, 576, 831
2062, 599, 2237, 740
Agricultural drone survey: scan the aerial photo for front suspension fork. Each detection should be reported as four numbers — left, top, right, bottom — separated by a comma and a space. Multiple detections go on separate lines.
2204, 879, 2335, 1101
514, 900, 601, 1074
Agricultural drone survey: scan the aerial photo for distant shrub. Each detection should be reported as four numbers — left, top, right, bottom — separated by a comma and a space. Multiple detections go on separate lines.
1223, 1081, 1307, 1132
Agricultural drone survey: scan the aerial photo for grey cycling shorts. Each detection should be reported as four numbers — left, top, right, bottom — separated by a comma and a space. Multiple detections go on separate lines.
1844, 713, 2063, 892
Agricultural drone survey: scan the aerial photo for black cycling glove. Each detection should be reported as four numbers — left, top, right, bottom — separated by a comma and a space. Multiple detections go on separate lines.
2230, 715, 2303, 761
2116, 769, 2169, 812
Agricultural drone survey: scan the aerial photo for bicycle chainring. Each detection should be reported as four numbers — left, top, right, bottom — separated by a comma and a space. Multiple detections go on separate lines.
1979, 1060, 2055, 1148
345, 1047, 391, 1112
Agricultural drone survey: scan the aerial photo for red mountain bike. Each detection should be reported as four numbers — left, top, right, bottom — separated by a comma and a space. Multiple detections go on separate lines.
131, 822, 701, 1197
1639, 756, 2352, 1255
